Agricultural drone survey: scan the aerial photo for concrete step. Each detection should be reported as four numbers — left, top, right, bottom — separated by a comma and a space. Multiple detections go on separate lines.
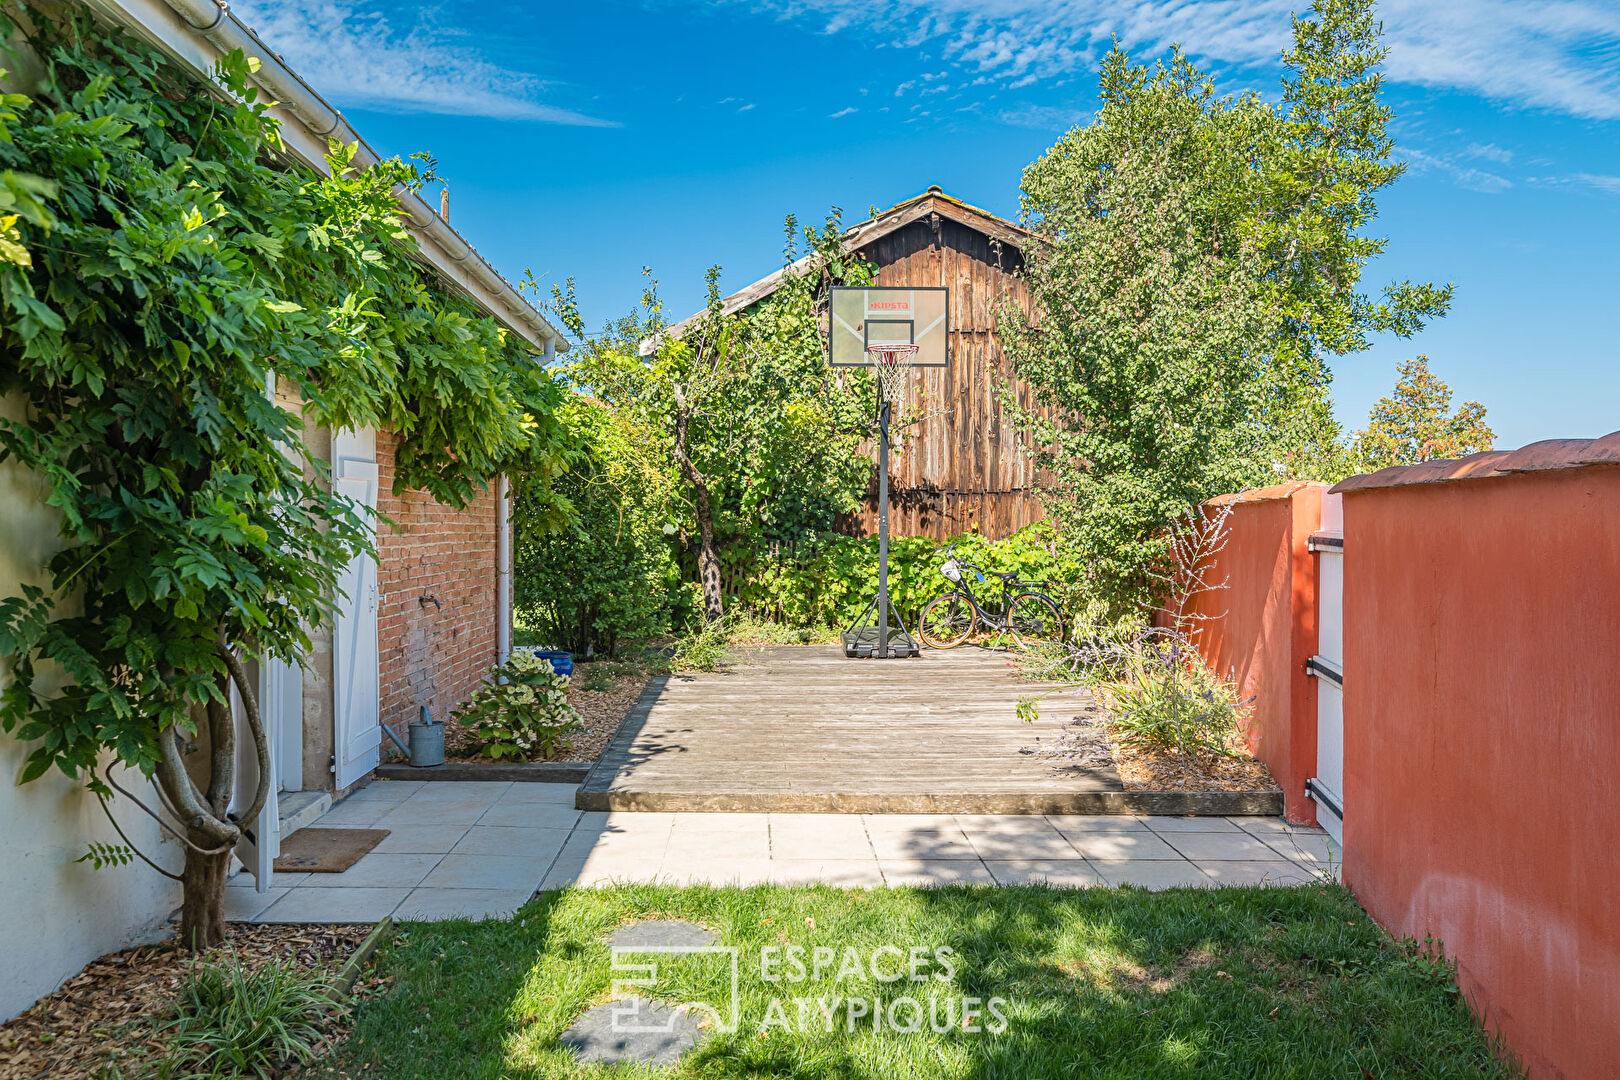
277, 790, 331, 836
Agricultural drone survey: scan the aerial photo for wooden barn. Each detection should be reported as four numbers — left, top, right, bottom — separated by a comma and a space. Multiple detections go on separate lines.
660, 186, 1052, 541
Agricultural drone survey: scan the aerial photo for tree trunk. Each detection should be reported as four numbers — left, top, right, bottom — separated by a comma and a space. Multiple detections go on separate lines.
672, 400, 724, 624
694, 484, 723, 623
179, 843, 232, 951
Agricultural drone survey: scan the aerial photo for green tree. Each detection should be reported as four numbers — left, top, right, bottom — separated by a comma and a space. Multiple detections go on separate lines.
0, 12, 569, 948
1355, 355, 1494, 468
513, 394, 678, 655
1001, 0, 1450, 621
558, 214, 875, 623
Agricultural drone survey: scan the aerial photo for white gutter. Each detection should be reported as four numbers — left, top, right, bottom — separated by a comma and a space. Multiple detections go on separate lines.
496, 473, 513, 666
80, 0, 566, 354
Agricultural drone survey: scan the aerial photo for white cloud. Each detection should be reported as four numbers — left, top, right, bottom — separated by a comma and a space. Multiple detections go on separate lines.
1405, 147, 1513, 194
739, 102, 758, 112
829, 106, 859, 118
231, 0, 615, 124
997, 103, 1091, 130
1575, 173, 1620, 195
734, 0, 1620, 120
1464, 142, 1514, 165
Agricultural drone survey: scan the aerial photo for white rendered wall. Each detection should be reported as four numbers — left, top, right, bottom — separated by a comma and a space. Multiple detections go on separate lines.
0, 393, 180, 1022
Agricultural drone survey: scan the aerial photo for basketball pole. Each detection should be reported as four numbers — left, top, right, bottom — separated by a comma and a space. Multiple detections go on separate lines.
877, 396, 891, 659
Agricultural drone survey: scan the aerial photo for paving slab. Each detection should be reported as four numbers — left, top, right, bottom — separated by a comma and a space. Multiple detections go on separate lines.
370, 825, 471, 854
225, 886, 288, 921
658, 857, 773, 887
256, 887, 411, 923
1090, 861, 1213, 889
1057, 830, 1184, 861
1158, 831, 1282, 861
313, 799, 394, 827
984, 860, 1107, 888
419, 853, 552, 891
540, 857, 587, 891
878, 859, 995, 887
450, 825, 572, 858
666, 815, 770, 861
956, 816, 1083, 860
609, 920, 719, 948
1259, 832, 1341, 865
495, 782, 581, 806
559, 999, 706, 1066
477, 801, 582, 829
1141, 815, 1245, 833
372, 802, 491, 828
227, 870, 309, 890
1195, 861, 1319, 887
767, 859, 885, 887
300, 852, 442, 889
861, 816, 978, 861
1045, 814, 1152, 834
770, 814, 873, 858
395, 887, 535, 921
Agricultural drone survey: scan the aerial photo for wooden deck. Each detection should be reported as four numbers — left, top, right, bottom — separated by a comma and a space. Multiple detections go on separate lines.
577, 646, 1281, 815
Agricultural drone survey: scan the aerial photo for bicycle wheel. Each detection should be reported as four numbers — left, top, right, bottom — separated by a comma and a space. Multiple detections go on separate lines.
918, 593, 977, 649
1007, 592, 1064, 649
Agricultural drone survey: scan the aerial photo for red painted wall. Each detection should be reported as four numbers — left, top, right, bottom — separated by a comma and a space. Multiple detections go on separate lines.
1340, 465, 1620, 1080
1163, 483, 1322, 824
374, 432, 500, 749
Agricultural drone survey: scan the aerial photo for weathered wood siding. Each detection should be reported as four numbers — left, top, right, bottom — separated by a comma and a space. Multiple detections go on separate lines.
839, 214, 1052, 541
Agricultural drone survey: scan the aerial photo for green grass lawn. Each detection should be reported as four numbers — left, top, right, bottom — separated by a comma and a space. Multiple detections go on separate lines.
328, 883, 1511, 1079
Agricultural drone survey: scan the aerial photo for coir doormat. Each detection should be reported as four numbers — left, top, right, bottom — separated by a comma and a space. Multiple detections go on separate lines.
272, 827, 389, 873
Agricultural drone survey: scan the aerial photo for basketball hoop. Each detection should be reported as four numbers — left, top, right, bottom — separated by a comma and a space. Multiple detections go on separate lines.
866, 342, 918, 403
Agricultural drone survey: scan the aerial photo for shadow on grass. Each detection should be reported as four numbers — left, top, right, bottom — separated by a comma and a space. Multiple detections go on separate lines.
328, 881, 1514, 1080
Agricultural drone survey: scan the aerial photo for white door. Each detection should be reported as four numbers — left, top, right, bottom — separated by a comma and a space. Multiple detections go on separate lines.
1308, 492, 1345, 842
333, 429, 381, 790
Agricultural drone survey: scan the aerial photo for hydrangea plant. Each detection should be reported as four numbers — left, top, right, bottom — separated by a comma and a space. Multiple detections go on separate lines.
456, 654, 584, 761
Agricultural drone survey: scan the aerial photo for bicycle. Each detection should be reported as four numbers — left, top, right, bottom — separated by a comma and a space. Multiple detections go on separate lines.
916, 542, 1065, 650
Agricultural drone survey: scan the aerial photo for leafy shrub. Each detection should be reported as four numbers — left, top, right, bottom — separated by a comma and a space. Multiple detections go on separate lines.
1100, 640, 1250, 758
731, 522, 1090, 631
455, 654, 583, 761
156, 955, 335, 1079
514, 397, 678, 657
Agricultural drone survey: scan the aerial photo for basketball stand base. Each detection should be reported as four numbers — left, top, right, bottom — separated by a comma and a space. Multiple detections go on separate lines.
841, 595, 920, 659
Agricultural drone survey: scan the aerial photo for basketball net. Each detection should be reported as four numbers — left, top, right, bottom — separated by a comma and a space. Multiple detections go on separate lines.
865, 342, 918, 404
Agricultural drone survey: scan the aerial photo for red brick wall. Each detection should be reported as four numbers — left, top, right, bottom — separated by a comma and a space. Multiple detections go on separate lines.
374, 431, 500, 748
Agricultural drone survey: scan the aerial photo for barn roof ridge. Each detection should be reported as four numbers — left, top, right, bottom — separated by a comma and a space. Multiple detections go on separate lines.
640, 187, 1030, 354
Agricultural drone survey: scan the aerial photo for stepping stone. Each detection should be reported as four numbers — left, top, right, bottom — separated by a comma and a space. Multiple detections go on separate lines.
558, 998, 707, 1066
608, 919, 718, 948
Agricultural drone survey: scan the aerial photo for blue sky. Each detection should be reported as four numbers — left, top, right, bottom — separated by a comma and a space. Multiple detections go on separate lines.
233, 0, 1620, 448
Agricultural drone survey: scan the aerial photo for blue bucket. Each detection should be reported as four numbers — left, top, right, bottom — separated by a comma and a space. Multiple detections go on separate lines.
521, 648, 573, 679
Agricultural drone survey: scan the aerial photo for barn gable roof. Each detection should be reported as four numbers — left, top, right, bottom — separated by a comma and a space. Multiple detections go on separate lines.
642, 187, 1031, 353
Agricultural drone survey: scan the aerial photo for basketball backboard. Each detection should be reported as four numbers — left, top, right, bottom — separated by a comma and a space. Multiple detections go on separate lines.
828, 286, 949, 367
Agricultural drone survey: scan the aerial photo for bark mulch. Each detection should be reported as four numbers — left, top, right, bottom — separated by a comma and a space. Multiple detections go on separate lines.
0, 923, 384, 1080
438, 663, 651, 765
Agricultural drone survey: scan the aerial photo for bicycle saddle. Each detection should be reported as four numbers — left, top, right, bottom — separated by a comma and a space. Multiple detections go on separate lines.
988, 569, 1019, 581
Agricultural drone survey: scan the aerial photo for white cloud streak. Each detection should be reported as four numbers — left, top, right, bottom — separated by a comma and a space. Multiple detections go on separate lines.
231, 1, 616, 125
735, 0, 1620, 120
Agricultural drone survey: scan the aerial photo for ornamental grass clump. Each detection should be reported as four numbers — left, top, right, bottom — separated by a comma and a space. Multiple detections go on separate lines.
456, 654, 583, 761
157, 954, 336, 1079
